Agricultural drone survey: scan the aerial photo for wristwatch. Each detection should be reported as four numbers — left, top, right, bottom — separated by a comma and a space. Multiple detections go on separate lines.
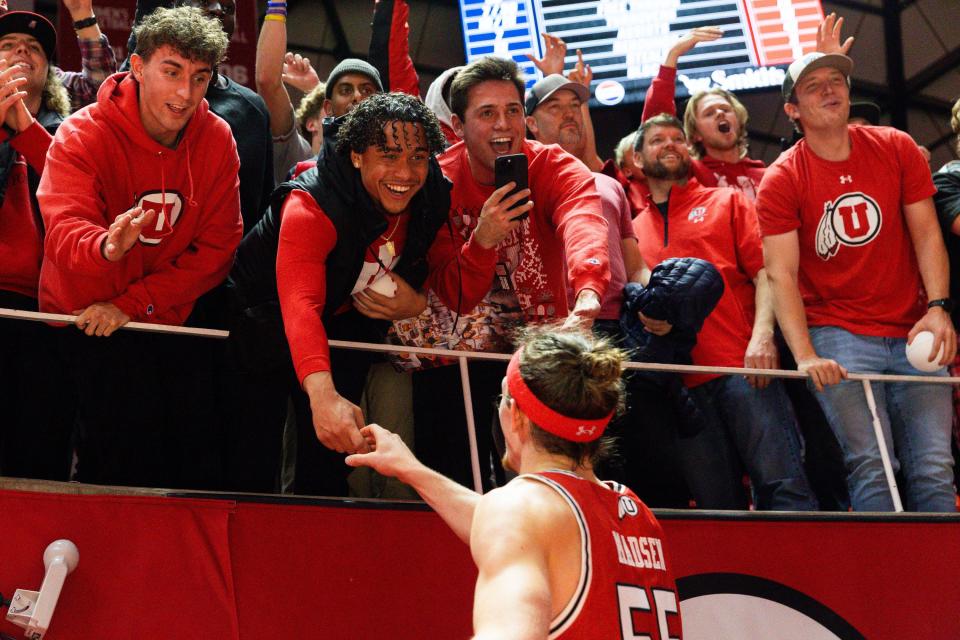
927, 298, 955, 313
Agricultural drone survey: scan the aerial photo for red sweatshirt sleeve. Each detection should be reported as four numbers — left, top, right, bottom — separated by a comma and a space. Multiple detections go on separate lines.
426, 221, 498, 313
109, 140, 243, 320
276, 190, 339, 385
9, 121, 53, 173
641, 65, 678, 123
38, 125, 116, 278
540, 148, 610, 300
369, 0, 421, 98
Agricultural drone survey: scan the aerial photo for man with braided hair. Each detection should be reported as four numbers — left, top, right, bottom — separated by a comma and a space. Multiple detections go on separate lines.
231, 91, 456, 495
348, 328, 683, 639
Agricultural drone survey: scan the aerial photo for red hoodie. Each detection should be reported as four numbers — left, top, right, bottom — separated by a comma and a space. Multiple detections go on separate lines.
0, 122, 54, 298
38, 72, 243, 325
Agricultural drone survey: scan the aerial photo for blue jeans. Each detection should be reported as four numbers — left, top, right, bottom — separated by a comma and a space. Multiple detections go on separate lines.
810, 326, 956, 512
681, 375, 818, 510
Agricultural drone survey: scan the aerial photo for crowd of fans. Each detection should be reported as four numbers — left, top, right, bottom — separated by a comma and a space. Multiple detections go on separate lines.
0, 0, 957, 513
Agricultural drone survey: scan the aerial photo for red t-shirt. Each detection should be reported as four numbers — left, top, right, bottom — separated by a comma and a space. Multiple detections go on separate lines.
633, 179, 763, 387
277, 190, 408, 384
521, 471, 682, 640
756, 125, 935, 336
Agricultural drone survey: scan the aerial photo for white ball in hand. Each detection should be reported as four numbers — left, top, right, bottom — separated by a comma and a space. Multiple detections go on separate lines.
906, 331, 944, 372
367, 274, 397, 298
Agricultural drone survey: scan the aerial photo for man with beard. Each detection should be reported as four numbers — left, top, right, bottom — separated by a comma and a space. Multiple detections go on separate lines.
526, 76, 696, 507
631, 113, 817, 510
640, 26, 765, 199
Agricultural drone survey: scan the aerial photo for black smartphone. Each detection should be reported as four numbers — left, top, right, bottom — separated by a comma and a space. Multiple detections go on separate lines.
494, 153, 529, 221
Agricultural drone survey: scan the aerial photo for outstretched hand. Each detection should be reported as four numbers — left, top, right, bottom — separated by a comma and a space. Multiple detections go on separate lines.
567, 49, 592, 87
345, 424, 420, 482
282, 52, 321, 93
304, 374, 369, 454
816, 13, 854, 55
101, 206, 156, 262
665, 26, 723, 67
525, 33, 567, 76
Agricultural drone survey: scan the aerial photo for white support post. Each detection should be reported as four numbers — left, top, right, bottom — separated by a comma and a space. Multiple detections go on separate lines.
862, 379, 904, 512
459, 356, 484, 494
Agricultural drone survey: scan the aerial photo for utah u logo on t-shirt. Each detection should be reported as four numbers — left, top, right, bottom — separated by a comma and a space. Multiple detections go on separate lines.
815, 192, 882, 260
135, 190, 184, 246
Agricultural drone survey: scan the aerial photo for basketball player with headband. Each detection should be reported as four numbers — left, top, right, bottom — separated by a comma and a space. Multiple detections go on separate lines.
348, 327, 683, 638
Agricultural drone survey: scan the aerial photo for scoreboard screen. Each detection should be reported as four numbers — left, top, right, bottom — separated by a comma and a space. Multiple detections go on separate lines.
458, 0, 827, 106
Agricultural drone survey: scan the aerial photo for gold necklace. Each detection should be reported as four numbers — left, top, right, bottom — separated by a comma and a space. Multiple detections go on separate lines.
380, 215, 401, 257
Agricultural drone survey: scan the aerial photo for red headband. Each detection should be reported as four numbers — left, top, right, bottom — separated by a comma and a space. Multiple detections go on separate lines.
506, 350, 613, 443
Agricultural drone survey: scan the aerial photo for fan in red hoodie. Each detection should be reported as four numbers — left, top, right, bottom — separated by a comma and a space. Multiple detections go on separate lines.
38, 8, 241, 335
0, 11, 74, 481
35, 7, 241, 488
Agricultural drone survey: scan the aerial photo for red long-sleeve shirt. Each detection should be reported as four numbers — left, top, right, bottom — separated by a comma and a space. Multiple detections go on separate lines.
278, 190, 407, 383
0, 121, 54, 298
428, 139, 609, 319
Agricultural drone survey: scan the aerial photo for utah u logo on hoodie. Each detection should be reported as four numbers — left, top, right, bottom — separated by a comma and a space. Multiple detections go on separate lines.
136, 190, 184, 245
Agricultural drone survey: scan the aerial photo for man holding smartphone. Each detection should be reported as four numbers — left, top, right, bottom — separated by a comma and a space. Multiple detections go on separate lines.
413, 56, 610, 489
427, 56, 609, 333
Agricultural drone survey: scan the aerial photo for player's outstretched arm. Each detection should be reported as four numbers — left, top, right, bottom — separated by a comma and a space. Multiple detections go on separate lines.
346, 424, 480, 543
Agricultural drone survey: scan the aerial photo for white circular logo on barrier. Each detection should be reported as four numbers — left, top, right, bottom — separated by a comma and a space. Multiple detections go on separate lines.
595, 80, 625, 106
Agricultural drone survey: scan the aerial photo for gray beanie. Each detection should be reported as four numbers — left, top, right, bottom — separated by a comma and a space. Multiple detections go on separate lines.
325, 58, 384, 98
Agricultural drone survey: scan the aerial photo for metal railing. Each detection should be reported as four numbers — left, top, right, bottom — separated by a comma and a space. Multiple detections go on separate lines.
4, 307, 957, 511
328, 338, 960, 512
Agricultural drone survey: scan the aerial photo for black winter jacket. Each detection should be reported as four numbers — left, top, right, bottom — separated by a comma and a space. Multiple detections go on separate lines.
620, 257, 725, 437
621, 257, 724, 364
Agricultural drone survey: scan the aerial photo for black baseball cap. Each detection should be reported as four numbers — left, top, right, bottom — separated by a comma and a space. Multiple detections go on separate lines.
525, 74, 590, 116
0, 11, 56, 61
782, 52, 853, 101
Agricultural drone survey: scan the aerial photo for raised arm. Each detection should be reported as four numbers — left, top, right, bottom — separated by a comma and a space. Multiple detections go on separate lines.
255, 6, 296, 138
641, 26, 722, 123
369, 0, 420, 97
815, 12, 855, 55
57, 0, 118, 112
470, 486, 554, 640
